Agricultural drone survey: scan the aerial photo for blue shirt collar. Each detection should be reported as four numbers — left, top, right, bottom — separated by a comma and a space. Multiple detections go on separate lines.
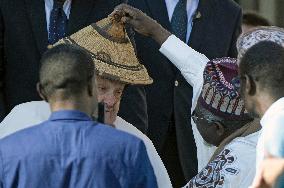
49, 110, 93, 121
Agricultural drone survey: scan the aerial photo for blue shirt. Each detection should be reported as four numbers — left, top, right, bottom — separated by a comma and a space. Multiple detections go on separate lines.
0, 110, 157, 188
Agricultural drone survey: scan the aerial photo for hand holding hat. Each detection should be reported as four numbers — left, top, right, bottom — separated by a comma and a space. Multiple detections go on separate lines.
112, 4, 171, 45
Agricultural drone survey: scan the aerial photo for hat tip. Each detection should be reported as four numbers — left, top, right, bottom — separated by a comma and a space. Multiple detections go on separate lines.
105, 15, 126, 39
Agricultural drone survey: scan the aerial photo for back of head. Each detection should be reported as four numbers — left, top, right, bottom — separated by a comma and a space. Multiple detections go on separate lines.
39, 44, 95, 100
243, 11, 270, 27
239, 41, 284, 99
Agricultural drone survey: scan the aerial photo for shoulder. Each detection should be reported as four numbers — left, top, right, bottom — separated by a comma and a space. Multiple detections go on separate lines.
114, 116, 156, 153
211, 0, 242, 20
215, 0, 241, 12
0, 101, 50, 139
188, 144, 255, 188
7, 101, 49, 116
94, 122, 146, 149
115, 116, 146, 140
0, 121, 46, 155
226, 131, 260, 152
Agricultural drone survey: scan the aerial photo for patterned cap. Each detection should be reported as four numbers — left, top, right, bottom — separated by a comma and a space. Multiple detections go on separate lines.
199, 57, 247, 120
237, 26, 284, 60
54, 15, 153, 85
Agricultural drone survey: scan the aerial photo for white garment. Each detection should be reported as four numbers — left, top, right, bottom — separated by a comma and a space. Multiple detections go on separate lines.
164, 0, 199, 42
45, 0, 72, 34
114, 117, 172, 188
256, 97, 284, 168
0, 101, 172, 188
183, 131, 260, 188
159, 35, 216, 171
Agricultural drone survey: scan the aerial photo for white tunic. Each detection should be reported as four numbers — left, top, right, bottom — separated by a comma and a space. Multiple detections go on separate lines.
0, 101, 172, 188
159, 35, 217, 171
183, 132, 259, 188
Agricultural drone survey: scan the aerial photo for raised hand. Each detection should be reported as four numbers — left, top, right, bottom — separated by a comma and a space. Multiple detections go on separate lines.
111, 4, 171, 45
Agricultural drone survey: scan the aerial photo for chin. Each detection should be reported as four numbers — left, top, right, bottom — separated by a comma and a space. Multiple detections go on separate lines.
202, 139, 214, 147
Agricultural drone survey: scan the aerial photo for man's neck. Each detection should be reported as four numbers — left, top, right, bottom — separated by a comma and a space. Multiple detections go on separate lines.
49, 100, 92, 117
256, 94, 277, 118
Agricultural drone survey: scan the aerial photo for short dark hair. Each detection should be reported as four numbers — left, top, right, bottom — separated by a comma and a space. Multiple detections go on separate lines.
243, 11, 270, 27
240, 41, 284, 98
39, 44, 94, 99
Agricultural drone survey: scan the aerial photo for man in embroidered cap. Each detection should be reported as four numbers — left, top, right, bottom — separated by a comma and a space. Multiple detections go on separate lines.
0, 16, 172, 188
113, 5, 261, 188
237, 27, 284, 188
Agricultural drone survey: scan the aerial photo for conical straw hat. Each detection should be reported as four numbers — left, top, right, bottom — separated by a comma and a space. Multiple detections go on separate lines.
55, 15, 153, 85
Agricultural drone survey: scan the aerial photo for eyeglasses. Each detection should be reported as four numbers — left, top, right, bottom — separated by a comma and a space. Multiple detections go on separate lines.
191, 110, 216, 124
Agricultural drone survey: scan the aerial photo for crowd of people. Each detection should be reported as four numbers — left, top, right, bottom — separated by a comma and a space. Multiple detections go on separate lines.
0, 0, 283, 187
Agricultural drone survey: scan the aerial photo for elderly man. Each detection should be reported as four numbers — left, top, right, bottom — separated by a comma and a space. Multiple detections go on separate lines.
112, 5, 262, 187
0, 44, 157, 187
0, 16, 172, 188
0, 0, 150, 135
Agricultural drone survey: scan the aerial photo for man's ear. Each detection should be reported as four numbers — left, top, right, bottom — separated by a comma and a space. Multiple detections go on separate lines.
245, 74, 256, 96
36, 83, 48, 102
87, 79, 94, 97
214, 122, 225, 136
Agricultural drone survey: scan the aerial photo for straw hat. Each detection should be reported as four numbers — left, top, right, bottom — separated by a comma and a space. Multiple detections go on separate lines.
55, 15, 153, 85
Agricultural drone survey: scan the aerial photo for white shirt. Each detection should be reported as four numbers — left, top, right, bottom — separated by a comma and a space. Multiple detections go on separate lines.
114, 117, 172, 188
183, 131, 259, 188
159, 35, 216, 171
165, 0, 199, 43
256, 97, 284, 168
0, 101, 172, 188
45, 0, 72, 34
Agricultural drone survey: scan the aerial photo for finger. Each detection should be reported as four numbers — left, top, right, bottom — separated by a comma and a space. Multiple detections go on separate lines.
121, 17, 138, 28
110, 9, 124, 19
115, 4, 138, 19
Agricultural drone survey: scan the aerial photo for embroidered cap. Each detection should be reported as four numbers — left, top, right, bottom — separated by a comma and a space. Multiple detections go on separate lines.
237, 26, 284, 60
199, 57, 247, 120
54, 15, 153, 85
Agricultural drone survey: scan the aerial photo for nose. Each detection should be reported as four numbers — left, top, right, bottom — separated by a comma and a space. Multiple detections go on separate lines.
103, 93, 117, 107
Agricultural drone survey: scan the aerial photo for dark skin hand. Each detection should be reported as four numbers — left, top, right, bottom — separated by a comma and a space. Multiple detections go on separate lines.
111, 4, 171, 46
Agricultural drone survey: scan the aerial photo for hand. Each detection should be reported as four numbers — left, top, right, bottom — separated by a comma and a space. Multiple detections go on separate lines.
251, 157, 284, 188
111, 4, 171, 45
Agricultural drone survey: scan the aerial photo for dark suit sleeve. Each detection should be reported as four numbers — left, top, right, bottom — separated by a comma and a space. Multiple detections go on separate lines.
0, 7, 5, 120
227, 7, 242, 58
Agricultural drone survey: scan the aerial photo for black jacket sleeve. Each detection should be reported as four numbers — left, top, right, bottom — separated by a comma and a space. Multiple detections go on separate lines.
228, 7, 242, 58
0, 7, 6, 120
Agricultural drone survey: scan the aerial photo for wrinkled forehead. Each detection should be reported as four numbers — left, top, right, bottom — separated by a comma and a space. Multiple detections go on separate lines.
96, 75, 126, 88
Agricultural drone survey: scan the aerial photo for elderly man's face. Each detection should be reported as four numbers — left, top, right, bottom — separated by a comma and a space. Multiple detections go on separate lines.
96, 76, 125, 125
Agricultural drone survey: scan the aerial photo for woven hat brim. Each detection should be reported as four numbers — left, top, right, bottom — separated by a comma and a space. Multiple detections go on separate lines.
55, 22, 153, 85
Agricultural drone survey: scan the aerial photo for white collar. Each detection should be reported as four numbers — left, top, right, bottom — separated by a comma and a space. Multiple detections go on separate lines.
260, 97, 284, 127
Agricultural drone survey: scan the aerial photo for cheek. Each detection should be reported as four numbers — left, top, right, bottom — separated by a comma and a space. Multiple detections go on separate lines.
97, 95, 104, 103
196, 122, 214, 143
196, 122, 208, 137
114, 100, 121, 113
